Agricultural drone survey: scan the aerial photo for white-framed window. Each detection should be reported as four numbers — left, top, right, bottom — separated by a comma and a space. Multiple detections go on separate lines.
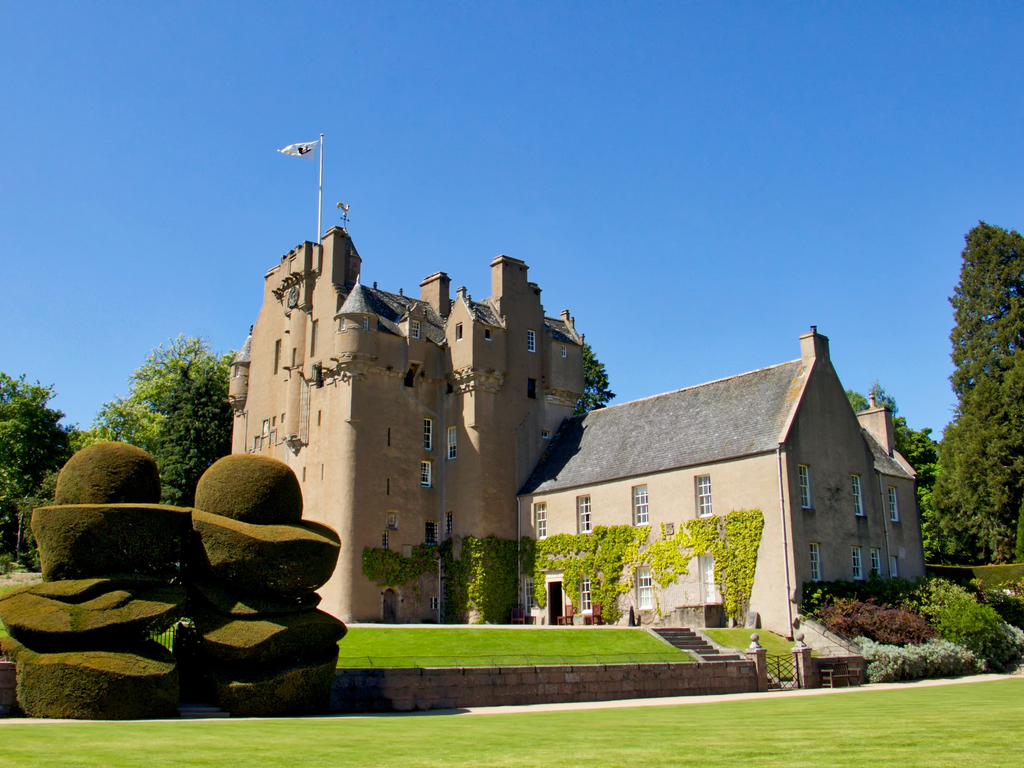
700, 554, 717, 603
447, 426, 457, 459
455, 322, 463, 341
870, 547, 881, 576
525, 577, 535, 611
425, 520, 438, 545
541, 430, 551, 440
527, 330, 536, 352
633, 485, 649, 526
888, 486, 900, 522
696, 475, 713, 517
577, 495, 592, 533
852, 475, 864, 516
381, 530, 389, 549
410, 319, 421, 339
852, 545, 863, 580
420, 461, 432, 487
310, 319, 318, 356
561, 344, 567, 358
580, 576, 592, 612
534, 503, 547, 538
387, 511, 398, 530
637, 567, 653, 610
362, 317, 369, 331
424, 419, 433, 450
798, 465, 812, 509
810, 542, 821, 582
429, 596, 439, 610
890, 555, 899, 578
445, 511, 453, 536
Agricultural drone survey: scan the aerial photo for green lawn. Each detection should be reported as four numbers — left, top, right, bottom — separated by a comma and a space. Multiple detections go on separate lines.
0, 679, 1020, 767
335, 626, 693, 667
702, 628, 797, 657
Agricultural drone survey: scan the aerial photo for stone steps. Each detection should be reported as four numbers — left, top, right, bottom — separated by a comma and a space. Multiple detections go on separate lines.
653, 628, 743, 661
178, 704, 231, 719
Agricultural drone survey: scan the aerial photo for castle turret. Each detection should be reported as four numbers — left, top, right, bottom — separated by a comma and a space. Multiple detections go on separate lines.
228, 333, 251, 414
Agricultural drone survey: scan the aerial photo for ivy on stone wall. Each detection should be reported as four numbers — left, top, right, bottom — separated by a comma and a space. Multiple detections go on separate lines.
361, 544, 438, 588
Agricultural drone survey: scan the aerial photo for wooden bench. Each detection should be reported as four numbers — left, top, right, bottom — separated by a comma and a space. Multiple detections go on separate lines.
820, 661, 858, 688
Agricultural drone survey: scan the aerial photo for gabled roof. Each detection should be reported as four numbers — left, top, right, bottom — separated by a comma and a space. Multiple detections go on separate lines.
520, 360, 808, 495
232, 335, 251, 365
545, 316, 582, 345
336, 283, 446, 344
464, 296, 504, 328
863, 430, 916, 480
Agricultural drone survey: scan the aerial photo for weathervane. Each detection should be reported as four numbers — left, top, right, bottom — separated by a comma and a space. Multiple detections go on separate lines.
336, 202, 351, 228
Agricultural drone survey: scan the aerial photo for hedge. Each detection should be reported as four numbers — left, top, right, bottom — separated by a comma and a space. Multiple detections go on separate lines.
926, 564, 1024, 587
194, 455, 303, 526
189, 581, 322, 617
193, 608, 346, 667
212, 647, 339, 717
54, 442, 161, 505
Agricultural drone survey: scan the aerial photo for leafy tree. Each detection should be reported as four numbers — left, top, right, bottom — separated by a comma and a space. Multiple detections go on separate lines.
1017, 505, 1024, 563
575, 342, 615, 415
846, 389, 869, 412
893, 416, 942, 561
935, 223, 1024, 563
0, 373, 76, 560
846, 381, 897, 414
156, 363, 233, 506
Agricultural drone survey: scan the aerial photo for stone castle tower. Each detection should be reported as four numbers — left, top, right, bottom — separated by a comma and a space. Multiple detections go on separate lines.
229, 227, 584, 622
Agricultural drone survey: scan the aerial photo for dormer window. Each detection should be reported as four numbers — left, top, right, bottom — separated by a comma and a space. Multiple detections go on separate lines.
455, 323, 463, 341
410, 319, 421, 339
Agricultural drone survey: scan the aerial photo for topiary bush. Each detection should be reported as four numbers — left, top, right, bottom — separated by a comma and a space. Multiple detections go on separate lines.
31, 504, 191, 582
212, 647, 339, 718
857, 638, 980, 683
194, 455, 303, 525
189, 581, 322, 617
54, 442, 161, 505
193, 608, 346, 667
817, 598, 936, 646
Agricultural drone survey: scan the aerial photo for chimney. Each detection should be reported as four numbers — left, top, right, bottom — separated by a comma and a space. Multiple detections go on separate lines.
420, 272, 451, 318
490, 255, 528, 317
799, 326, 830, 365
858, 400, 895, 456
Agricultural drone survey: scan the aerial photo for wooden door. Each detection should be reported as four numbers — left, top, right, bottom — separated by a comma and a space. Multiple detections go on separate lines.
383, 588, 398, 623
548, 581, 563, 625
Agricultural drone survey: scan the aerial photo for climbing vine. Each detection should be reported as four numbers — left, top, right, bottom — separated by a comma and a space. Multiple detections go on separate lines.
361, 544, 438, 588
719, 510, 765, 622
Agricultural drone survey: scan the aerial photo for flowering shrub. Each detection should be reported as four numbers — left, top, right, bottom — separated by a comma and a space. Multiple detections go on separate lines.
857, 638, 979, 683
818, 598, 935, 646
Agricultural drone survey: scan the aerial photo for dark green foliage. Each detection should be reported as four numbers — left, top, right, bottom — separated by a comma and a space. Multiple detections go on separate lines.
935, 223, 1024, 563
980, 588, 1024, 630
54, 442, 161, 505
189, 581, 322, 616
574, 342, 615, 415
926, 563, 1024, 586
893, 416, 943, 561
913, 579, 1006, 662
845, 389, 869, 412
213, 647, 339, 718
1017, 505, 1024, 563
194, 608, 346, 666
817, 598, 936, 646
194, 455, 303, 525
191, 511, 340, 598
0, 581, 184, 652
801, 576, 924, 616
0, 373, 76, 560
362, 543, 439, 589
32, 504, 191, 582
8, 639, 178, 720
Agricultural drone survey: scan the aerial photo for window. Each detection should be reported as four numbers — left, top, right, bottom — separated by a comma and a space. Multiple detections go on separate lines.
580, 576, 592, 612
429, 596, 439, 610
852, 475, 864, 516
527, 330, 536, 352
852, 546, 863, 580
404, 367, 416, 387
484, 328, 492, 341
420, 461, 432, 487
888, 486, 900, 522
700, 554, 716, 603
387, 512, 398, 530
870, 547, 881, 576
274, 339, 282, 375
423, 419, 433, 450
362, 317, 369, 331
445, 511, 453, 536
425, 520, 438, 545
410, 319, 421, 339
633, 485, 649, 526
798, 465, 812, 509
527, 378, 536, 399
534, 503, 547, 538
541, 430, 551, 440
524, 578, 535, 611
890, 555, 899, 578
381, 531, 389, 549
447, 426, 457, 459
810, 543, 821, 582
455, 323, 463, 341
577, 495, 592, 533
696, 475, 713, 517
561, 344, 567, 358
310, 319, 318, 356
637, 567, 653, 610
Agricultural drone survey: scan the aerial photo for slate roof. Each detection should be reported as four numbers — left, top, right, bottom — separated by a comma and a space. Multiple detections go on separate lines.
231, 335, 251, 365
336, 283, 446, 344
520, 360, 808, 495
545, 316, 582, 345
864, 430, 916, 480
464, 296, 504, 328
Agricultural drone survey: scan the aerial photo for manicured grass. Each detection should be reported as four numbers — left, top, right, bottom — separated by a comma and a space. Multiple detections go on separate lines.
702, 628, 796, 657
335, 626, 693, 667
0, 679, 1021, 767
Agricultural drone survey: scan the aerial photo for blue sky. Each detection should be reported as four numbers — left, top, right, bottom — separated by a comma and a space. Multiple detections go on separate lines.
2, 2, 1022, 436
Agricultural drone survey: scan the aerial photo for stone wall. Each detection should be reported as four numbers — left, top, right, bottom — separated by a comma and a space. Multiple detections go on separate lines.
332, 660, 758, 712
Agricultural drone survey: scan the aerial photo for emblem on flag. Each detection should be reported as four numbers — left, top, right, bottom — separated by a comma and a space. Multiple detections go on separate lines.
278, 141, 319, 159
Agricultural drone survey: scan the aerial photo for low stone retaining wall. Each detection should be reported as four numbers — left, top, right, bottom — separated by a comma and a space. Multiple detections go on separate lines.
332, 660, 758, 712
0, 661, 15, 717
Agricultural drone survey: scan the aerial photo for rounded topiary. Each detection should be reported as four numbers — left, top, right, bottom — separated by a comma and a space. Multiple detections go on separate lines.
212, 647, 339, 717
194, 608, 346, 667
191, 511, 340, 598
190, 581, 322, 617
32, 504, 191, 582
54, 442, 161, 505
194, 455, 303, 525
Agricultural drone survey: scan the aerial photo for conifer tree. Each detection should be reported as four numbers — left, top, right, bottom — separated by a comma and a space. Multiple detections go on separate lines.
575, 342, 615, 415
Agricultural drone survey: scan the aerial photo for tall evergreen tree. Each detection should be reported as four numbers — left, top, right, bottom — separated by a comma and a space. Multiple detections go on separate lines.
935, 222, 1024, 563
575, 342, 615, 415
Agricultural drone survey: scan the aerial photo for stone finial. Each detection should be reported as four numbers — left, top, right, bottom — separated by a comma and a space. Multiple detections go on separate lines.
747, 633, 763, 651
793, 631, 807, 650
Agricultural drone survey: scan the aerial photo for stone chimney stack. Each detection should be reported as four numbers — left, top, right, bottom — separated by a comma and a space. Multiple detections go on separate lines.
420, 271, 451, 318
799, 326, 830, 366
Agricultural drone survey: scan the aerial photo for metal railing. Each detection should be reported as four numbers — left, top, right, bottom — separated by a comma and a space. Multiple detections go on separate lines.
765, 654, 801, 691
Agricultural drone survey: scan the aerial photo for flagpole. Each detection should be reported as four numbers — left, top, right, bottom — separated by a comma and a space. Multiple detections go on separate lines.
317, 133, 324, 245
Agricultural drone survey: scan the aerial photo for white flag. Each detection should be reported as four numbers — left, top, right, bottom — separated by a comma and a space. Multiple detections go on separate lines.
278, 141, 318, 160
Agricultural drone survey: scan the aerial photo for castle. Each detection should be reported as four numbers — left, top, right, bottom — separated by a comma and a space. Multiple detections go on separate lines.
231, 228, 926, 633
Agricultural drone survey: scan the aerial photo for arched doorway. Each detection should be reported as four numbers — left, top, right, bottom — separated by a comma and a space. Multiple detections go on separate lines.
383, 588, 398, 623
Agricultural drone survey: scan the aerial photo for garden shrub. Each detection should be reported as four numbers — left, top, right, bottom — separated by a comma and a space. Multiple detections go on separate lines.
857, 637, 979, 683
194, 455, 303, 526
801, 575, 922, 616
193, 607, 346, 666
977, 584, 1024, 630
31, 504, 190, 581
914, 579, 1002, 655
54, 442, 161, 505
817, 598, 935, 646
191, 511, 340, 598
190, 581, 322, 617
212, 646, 339, 717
